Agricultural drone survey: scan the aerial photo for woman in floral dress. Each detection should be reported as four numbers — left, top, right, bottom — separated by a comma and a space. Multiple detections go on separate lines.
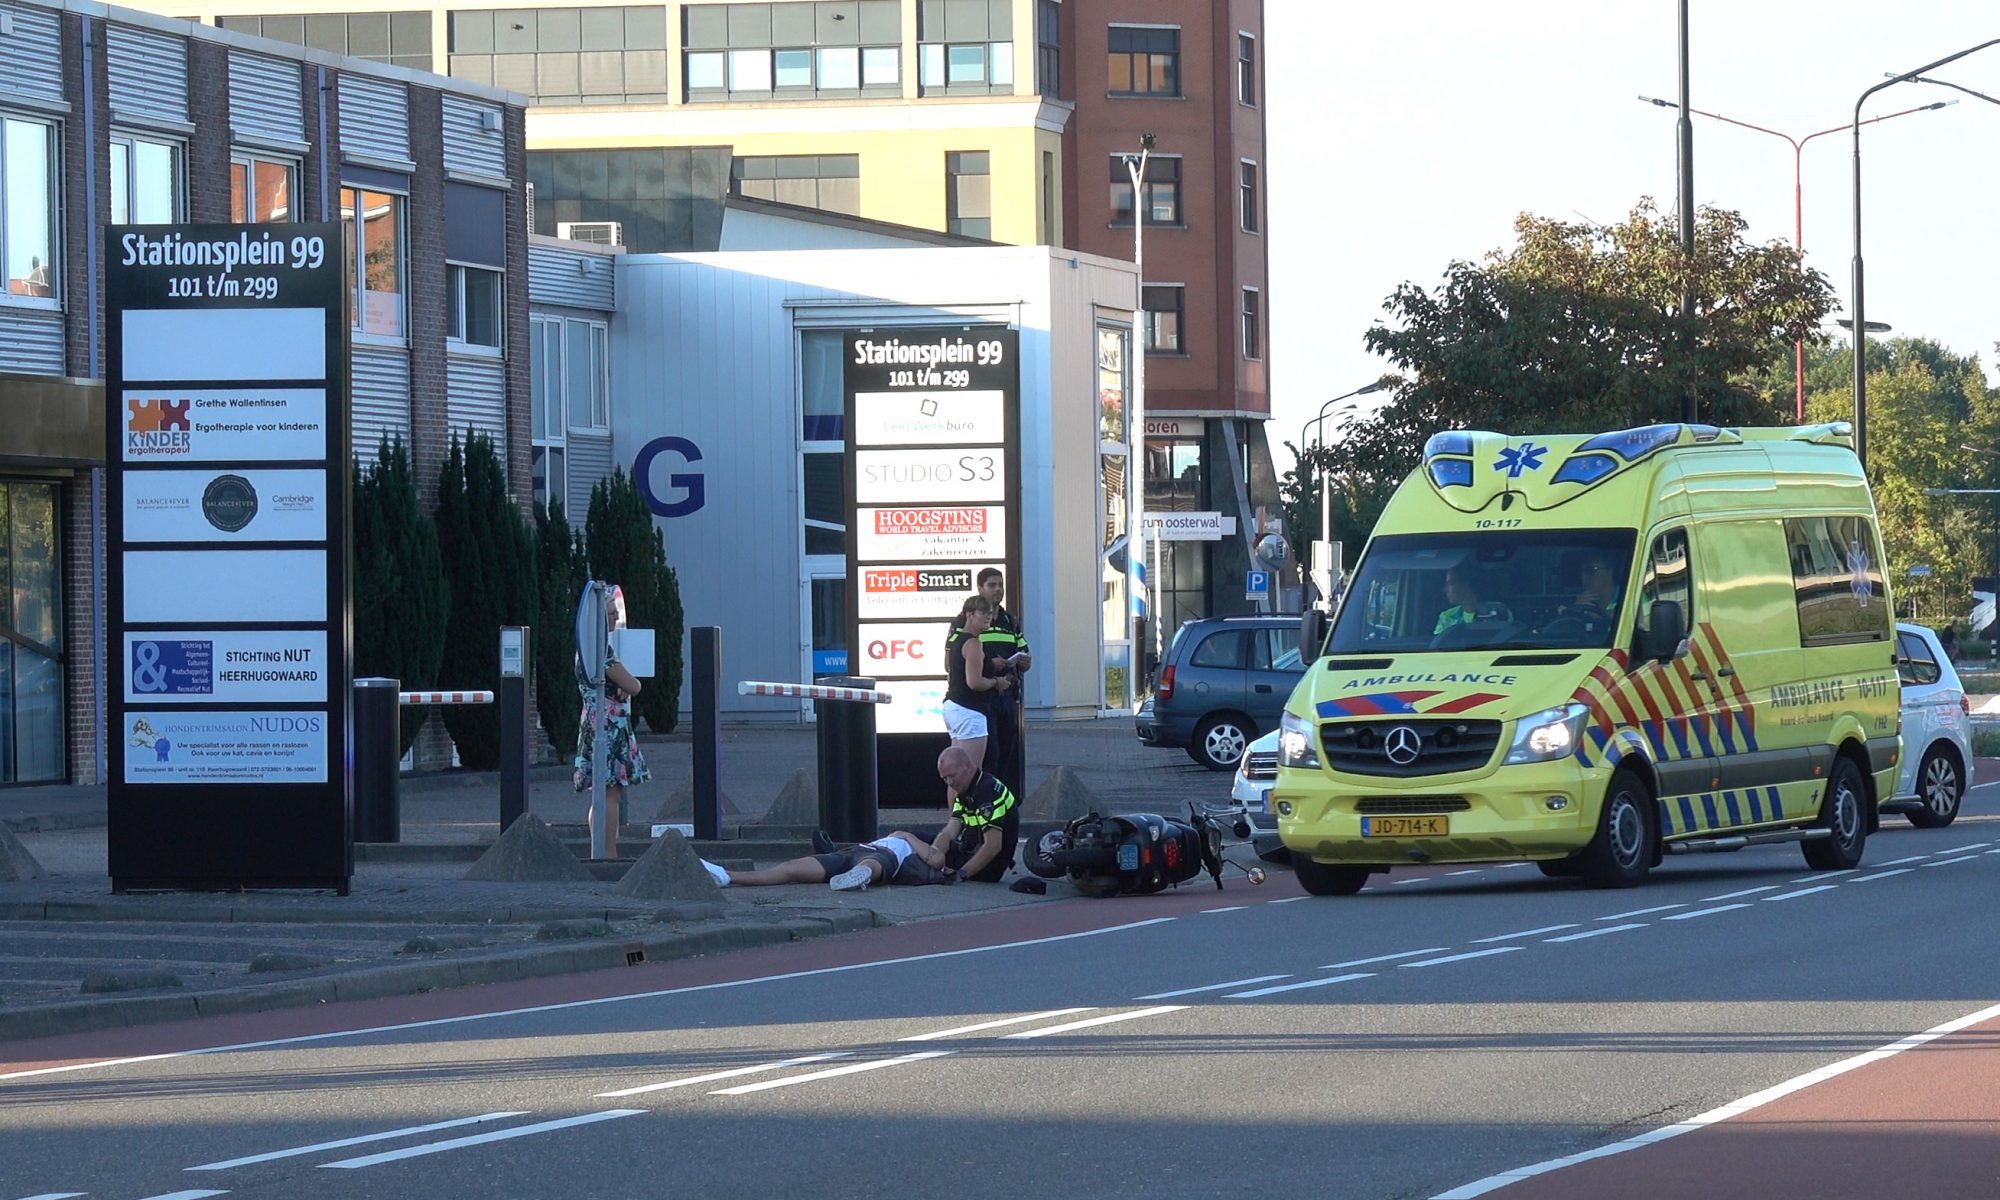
574, 586, 649, 856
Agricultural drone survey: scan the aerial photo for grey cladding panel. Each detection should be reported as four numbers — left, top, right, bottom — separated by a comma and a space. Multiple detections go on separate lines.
107, 25, 189, 126
230, 52, 305, 146
441, 96, 506, 178
528, 245, 615, 311
0, 4, 63, 102
0, 309, 64, 374
446, 356, 507, 453
339, 74, 410, 164
350, 347, 411, 460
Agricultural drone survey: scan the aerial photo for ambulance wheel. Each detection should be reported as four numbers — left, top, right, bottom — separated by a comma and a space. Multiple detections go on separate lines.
1905, 745, 1964, 829
1576, 768, 1655, 889
1803, 755, 1869, 869
1293, 856, 1370, 896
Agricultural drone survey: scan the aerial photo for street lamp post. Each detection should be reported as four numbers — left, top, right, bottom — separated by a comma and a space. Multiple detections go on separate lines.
1637, 96, 1949, 421
1852, 38, 2000, 469
1295, 380, 1388, 602
1124, 133, 1156, 688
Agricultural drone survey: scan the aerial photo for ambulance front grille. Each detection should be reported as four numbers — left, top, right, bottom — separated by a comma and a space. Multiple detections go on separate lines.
1320, 720, 1502, 778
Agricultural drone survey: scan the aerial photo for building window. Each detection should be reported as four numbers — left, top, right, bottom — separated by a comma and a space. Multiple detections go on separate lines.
918, 0, 1014, 96
1143, 285, 1183, 355
566, 317, 609, 431
1041, 149, 1056, 243
731, 154, 861, 216
1239, 160, 1259, 233
1241, 287, 1262, 360
447, 7, 668, 104
682, 1, 901, 102
221, 12, 432, 71
1, 114, 58, 302
1237, 33, 1256, 106
230, 152, 297, 222
1037, 0, 1060, 96
1107, 25, 1178, 97
946, 151, 991, 240
340, 185, 405, 339
109, 133, 182, 226
1109, 154, 1180, 226
1784, 516, 1887, 645
529, 315, 566, 510
447, 264, 503, 349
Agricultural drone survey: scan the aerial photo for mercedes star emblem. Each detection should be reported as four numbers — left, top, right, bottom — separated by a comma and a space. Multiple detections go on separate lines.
1384, 725, 1423, 766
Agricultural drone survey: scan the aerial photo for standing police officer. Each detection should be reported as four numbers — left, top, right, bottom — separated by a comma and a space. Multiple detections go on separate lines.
976, 568, 1029, 800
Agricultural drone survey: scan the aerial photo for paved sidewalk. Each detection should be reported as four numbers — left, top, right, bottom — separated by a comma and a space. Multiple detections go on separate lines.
0, 716, 1237, 1042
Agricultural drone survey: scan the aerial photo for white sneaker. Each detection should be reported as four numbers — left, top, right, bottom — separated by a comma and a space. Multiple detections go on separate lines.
828, 864, 873, 892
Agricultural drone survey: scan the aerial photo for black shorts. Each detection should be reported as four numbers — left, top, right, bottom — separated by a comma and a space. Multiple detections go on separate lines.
812, 846, 898, 880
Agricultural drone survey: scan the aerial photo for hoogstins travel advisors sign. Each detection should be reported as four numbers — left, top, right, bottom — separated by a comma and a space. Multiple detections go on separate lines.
846, 328, 1020, 792
106, 224, 351, 892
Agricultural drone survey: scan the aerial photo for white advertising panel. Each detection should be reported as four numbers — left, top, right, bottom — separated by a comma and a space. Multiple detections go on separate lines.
121, 307, 327, 382
856, 505, 1007, 562
856, 563, 996, 620
123, 630, 329, 704
120, 387, 328, 463
121, 709, 329, 784
855, 619, 955, 679
853, 391, 1005, 446
873, 677, 948, 736
855, 447, 1005, 504
123, 549, 327, 622
122, 468, 327, 542
1142, 511, 1235, 541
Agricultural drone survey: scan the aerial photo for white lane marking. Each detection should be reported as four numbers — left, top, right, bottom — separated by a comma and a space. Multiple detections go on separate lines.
1267, 896, 1309, 904
188, 1111, 529, 1170
1923, 855, 1979, 868
1494, 863, 1530, 870
1876, 854, 1933, 866
1446, 869, 1483, 876
899, 1009, 1095, 1041
1321, 948, 1451, 970
1849, 868, 1914, 882
1225, 972, 1373, 998
1955, 842, 1990, 852
1545, 923, 1646, 943
1663, 904, 1751, 921
1200, 905, 1248, 914
319, 1110, 644, 1169
711, 1051, 955, 1095
1986, 848, 2000, 855
1473, 924, 1575, 943
1392, 877, 1426, 885
1700, 885, 1779, 902
597, 1053, 852, 1096
1762, 885, 1838, 902
16, 1193, 89, 1199
1790, 871, 1857, 883
1137, 976, 1289, 1000
0, 917, 1181, 1082
1599, 903, 1685, 920
1431, 999, 2000, 1199
140, 1192, 230, 1199
1401, 947, 1523, 968
1002, 1006, 1188, 1039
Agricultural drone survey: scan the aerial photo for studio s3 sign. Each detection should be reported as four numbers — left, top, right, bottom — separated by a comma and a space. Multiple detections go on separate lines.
635, 436, 706, 518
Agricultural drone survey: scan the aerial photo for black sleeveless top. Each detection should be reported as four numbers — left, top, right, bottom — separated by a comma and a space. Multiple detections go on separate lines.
944, 626, 987, 712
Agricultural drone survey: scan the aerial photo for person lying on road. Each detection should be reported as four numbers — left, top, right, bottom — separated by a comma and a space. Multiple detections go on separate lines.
717, 831, 952, 892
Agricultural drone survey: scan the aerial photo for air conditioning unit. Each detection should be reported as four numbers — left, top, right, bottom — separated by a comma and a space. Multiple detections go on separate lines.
478, 107, 503, 134
557, 221, 623, 246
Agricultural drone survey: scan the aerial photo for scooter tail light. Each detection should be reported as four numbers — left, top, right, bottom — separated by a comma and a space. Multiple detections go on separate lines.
1157, 666, 1176, 701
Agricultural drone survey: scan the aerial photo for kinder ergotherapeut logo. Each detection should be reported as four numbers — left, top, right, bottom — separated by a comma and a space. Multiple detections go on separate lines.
126, 398, 192, 456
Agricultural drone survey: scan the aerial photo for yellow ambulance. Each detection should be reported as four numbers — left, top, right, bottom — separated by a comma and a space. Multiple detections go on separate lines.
1278, 422, 1900, 894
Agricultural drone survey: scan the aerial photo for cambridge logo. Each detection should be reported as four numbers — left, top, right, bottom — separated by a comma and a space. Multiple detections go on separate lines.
126, 397, 192, 457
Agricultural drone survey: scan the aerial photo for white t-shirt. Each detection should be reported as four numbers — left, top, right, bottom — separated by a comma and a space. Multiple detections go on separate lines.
863, 835, 915, 869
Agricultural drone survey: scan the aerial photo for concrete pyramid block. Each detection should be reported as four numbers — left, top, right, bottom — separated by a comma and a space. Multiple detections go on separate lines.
654, 778, 743, 823
752, 768, 819, 827
1023, 766, 1097, 823
613, 830, 725, 901
465, 813, 596, 883
0, 826, 45, 881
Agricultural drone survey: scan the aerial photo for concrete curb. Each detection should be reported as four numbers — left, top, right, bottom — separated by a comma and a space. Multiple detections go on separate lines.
0, 907, 879, 1042
2, 811, 108, 834
0, 899, 661, 925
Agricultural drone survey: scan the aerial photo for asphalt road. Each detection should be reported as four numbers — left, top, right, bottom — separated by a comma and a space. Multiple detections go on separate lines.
4, 787, 1997, 1200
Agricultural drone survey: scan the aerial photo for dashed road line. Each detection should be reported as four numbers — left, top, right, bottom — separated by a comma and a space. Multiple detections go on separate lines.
1762, 885, 1838, 902
711, 1051, 956, 1095
140, 1191, 229, 1200
1700, 885, 1779, 902
900, 1009, 1095, 1041
1789, 870, 1856, 883
1200, 905, 1248, 914
598, 1053, 852, 1096
1322, 948, 1450, 970
188, 1112, 529, 1169
319, 1111, 644, 1169
1663, 904, 1751, 921
1923, 855, 1979, 868
16, 1193, 88, 1199
1875, 854, 1933, 866
1225, 972, 1374, 999
1137, 976, 1289, 1000
1546, 923, 1646, 942
1445, 869, 1483, 876
1473, 924, 1576, 943
1002, 1006, 1188, 1039
1849, 868, 1914, 882
1267, 896, 1309, 904
1955, 842, 1990, 852
1599, 903, 1685, 920
1402, 947, 1523, 968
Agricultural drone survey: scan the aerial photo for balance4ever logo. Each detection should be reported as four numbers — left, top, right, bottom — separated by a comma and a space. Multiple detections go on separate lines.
126, 397, 192, 457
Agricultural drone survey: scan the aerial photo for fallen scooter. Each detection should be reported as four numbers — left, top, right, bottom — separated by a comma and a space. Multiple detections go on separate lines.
1023, 803, 1267, 898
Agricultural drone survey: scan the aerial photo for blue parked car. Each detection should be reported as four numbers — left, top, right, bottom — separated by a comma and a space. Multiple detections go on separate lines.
1135, 615, 1308, 770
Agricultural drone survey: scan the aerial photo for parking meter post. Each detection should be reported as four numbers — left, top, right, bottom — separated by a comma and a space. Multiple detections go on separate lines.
499, 626, 530, 832
353, 678, 401, 843
692, 626, 722, 841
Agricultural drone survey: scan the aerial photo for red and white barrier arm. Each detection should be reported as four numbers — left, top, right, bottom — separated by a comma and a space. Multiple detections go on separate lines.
736, 681, 894, 704
398, 691, 495, 705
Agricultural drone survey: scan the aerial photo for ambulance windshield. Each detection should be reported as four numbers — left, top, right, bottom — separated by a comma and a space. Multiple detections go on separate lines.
1329, 530, 1640, 654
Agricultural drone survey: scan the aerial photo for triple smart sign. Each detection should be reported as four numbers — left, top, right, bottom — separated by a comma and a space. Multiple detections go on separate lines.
105, 224, 351, 892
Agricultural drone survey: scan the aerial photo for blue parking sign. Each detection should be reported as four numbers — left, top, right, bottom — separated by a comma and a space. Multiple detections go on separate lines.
1245, 570, 1270, 599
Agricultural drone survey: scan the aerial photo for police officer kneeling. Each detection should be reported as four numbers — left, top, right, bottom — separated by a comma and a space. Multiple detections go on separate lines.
932, 745, 1019, 882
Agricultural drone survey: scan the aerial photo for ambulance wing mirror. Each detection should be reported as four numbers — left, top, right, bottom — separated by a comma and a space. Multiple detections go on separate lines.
1644, 600, 1686, 663
1301, 609, 1329, 664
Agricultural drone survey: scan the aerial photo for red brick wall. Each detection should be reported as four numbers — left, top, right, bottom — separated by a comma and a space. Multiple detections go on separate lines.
186, 40, 232, 223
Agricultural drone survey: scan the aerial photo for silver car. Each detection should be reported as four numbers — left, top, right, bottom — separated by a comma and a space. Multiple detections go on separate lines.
1230, 729, 1280, 835
1888, 622, 1973, 828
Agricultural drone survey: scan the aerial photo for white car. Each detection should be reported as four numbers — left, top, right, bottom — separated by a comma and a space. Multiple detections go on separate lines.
1230, 730, 1280, 835
1887, 621, 1973, 828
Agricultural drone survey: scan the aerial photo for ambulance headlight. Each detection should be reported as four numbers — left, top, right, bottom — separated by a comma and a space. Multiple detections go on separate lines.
1504, 704, 1590, 765
1279, 711, 1321, 770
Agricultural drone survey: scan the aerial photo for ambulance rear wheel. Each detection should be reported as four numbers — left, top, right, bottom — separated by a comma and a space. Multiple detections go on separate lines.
1576, 769, 1655, 889
1803, 755, 1868, 870
1293, 856, 1370, 896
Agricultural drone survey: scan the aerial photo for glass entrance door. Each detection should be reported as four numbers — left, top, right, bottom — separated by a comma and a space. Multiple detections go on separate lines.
0, 480, 64, 783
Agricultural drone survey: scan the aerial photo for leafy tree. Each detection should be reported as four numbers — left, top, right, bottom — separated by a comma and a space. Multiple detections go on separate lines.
350, 437, 448, 753
585, 467, 685, 734
434, 431, 539, 768
534, 495, 589, 758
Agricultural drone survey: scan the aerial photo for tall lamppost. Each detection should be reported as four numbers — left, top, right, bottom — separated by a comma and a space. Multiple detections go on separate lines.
1637, 96, 1950, 421
1296, 380, 1389, 603
1852, 38, 2000, 469
1123, 133, 1157, 686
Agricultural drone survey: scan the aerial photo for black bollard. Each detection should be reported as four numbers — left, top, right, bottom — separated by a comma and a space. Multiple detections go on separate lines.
816, 677, 879, 843
691, 626, 722, 841
353, 677, 401, 843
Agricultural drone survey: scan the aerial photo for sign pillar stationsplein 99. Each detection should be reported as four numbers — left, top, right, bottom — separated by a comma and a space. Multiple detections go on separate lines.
845, 327, 1020, 802
105, 224, 352, 892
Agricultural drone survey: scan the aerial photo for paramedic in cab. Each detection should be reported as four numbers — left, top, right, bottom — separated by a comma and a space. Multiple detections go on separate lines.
1562, 552, 1622, 619
1433, 563, 1491, 635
